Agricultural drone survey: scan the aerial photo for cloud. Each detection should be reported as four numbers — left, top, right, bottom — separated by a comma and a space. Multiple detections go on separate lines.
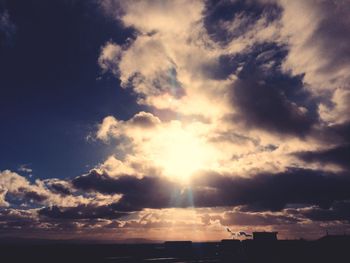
193, 169, 350, 211
2, 167, 350, 239
96, 111, 160, 142
95, 108, 323, 182
108, 0, 203, 34
98, 41, 123, 75
296, 144, 350, 171
203, 0, 282, 45
128, 111, 161, 127
17, 164, 33, 174
39, 204, 128, 220
43, 179, 73, 196
0, 10, 16, 45
300, 201, 350, 222
98, 0, 231, 119
0, 170, 121, 208
95, 112, 233, 179
319, 88, 350, 125
0, 207, 123, 239
2, 164, 349, 238
277, 0, 350, 124
295, 121, 350, 172
0, 188, 9, 207
95, 0, 326, 183
72, 168, 350, 213
279, 0, 350, 88
72, 170, 183, 211
3, 0, 350, 240
96, 115, 119, 141
208, 208, 300, 226
0, 208, 38, 231
227, 43, 318, 136
85, 0, 350, 239
0, 170, 49, 206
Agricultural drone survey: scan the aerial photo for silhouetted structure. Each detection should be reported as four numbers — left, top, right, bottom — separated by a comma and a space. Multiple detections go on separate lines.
318, 234, 350, 242
1, 235, 350, 262
252, 231, 278, 241
219, 239, 242, 261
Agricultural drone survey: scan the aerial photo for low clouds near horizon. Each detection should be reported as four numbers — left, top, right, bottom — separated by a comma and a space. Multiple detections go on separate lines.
1, 0, 350, 241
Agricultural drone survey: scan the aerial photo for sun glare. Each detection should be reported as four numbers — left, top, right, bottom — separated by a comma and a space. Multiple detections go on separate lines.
147, 122, 217, 183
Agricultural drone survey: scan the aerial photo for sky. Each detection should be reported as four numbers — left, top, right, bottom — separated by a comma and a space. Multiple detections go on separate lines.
0, 0, 350, 241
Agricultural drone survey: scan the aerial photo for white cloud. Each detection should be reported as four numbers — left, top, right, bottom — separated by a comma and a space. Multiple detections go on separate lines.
0, 170, 122, 208
319, 88, 350, 125
277, 0, 350, 123
98, 41, 123, 75
94, 0, 337, 182
0, 188, 9, 207
18, 164, 33, 173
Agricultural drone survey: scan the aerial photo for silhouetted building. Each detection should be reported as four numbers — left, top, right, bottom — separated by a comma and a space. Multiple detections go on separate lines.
318, 234, 350, 242
220, 239, 241, 248
2, 236, 350, 263
220, 239, 242, 261
253, 231, 278, 241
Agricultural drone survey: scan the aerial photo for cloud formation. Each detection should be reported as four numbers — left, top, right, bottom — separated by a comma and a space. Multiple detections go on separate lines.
2, 0, 350, 240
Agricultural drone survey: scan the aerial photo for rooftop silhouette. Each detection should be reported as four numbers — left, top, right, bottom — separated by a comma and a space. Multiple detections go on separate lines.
1, 233, 350, 262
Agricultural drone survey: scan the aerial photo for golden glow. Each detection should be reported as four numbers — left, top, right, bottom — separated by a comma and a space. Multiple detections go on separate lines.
143, 121, 219, 182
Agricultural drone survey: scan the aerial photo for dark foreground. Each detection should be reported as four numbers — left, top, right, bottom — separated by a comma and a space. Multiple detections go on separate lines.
1, 236, 350, 263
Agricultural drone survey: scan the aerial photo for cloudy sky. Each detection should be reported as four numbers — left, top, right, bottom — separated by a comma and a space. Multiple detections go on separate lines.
1, 0, 350, 241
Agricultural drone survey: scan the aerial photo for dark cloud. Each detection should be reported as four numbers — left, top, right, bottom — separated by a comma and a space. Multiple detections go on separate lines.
4, 168, 350, 223
296, 144, 350, 171
72, 170, 144, 195
2, 168, 350, 234
20, 189, 48, 203
203, 0, 281, 45
4, 186, 49, 205
0, 208, 33, 222
209, 210, 300, 226
201, 55, 239, 80
301, 201, 350, 222
72, 169, 350, 214
0, 208, 38, 232
192, 169, 350, 211
296, 121, 350, 171
227, 43, 318, 136
331, 122, 350, 142
308, 1, 350, 74
39, 204, 128, 220
72, 170, 184, 211
0, 208, 122, 236
47, 182, 72, 196
318, 122, 350, 144
44, 179, 73, 196
258, 144, 278, 152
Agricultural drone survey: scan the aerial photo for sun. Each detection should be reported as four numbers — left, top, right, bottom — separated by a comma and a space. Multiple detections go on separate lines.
146, 121, 218, 183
